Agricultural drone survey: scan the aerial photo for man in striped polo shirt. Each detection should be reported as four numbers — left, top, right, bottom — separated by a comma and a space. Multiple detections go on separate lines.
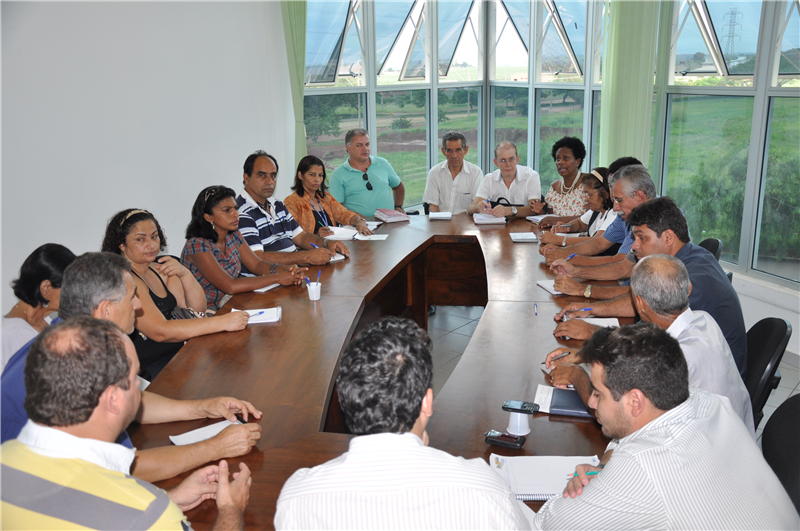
534, 324, 798, 530
1, 317, 252, 530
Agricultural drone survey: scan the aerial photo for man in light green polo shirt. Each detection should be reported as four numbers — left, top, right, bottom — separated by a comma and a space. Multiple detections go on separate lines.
329, 128, 405, 218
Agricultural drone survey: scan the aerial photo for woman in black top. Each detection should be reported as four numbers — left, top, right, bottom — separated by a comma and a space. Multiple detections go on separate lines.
101, 208, 249, 380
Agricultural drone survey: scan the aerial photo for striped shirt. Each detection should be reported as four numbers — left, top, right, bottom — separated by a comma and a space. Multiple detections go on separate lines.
275, 432, 530, 530
236, 191, 302, 275
533, 389, 799, 530
2, 420, 190, 530
423, 160, 484, 214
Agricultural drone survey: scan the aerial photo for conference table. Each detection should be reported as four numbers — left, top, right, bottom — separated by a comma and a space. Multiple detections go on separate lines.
129, 213, 617, 530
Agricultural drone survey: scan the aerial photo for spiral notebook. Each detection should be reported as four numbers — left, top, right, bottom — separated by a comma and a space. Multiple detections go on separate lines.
490, 453, 599, 501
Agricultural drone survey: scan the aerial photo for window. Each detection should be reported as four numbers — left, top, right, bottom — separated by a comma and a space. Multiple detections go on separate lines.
493, 86, 530, 166
437, 87, 480, 165
439, 1, 482, 82
376, 0, 428, 84
494, 1, 530, 81
304, 94, 367, 170
536, 88, 586, 188
305, 1, 365, 87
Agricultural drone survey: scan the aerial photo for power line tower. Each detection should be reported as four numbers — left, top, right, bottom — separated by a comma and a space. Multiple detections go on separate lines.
723, 7, 742, 57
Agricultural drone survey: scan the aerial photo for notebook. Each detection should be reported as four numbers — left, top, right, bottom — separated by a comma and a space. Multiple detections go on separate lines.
231, 307, 282, 323
526, 215, 548, 224
510, 232, 538, 243
473, 213, 506, 225
536, 279, 563, 295
534, 384, 593, 418
254, 283, 279, 293
429, 211, 452, 220
374, 209, 410, 223
490, 453, 600, 501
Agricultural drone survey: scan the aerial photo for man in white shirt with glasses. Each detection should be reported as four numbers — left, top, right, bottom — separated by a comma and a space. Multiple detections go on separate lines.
467, 141, 540, 219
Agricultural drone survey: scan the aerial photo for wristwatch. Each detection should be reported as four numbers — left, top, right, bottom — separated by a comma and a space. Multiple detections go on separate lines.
584, 285, 593, 298
510, 206, 518, 217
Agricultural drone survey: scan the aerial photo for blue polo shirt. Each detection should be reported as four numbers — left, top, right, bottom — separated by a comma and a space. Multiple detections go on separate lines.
603, 215, 633, 255
1, 317, 134, 448
329, 156, 402, 217
676, 242, 748, 379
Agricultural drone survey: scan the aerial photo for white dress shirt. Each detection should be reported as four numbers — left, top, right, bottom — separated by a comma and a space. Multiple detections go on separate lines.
476, 166, 541, 205
423, 160, 484, 214
17, 419, 136, 474
533, 389, 798, 530
275, 432, 530, 530
667, 308, 755, 437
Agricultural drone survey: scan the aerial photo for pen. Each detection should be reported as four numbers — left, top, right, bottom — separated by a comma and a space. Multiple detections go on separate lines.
534, 303, 537, 316
304, 276, 311, 286
317, 270, 321, 283
563, 253, 577, 262
541, 350, 571, 365
310, 243, 319, 249
566, 308, 593, 313
570, 471, 601, 478
249, 310, 266, 318
235, 414, 247, 424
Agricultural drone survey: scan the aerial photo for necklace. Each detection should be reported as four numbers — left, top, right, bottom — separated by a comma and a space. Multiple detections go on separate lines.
561, 173, 580, 195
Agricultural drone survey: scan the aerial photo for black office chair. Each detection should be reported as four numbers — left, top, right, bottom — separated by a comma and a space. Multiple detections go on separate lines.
745, 318, 792, 429
761, 394, 800, 513
727, 271, 733, 283
698, 238, 723, 261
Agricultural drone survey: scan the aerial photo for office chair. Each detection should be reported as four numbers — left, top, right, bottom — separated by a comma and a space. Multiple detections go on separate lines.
698, 238, 723, 261
727, 271, 733, 283
761, 394, 800, 513
745, 318, 792, 428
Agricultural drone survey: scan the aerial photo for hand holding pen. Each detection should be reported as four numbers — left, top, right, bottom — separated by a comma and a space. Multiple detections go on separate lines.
563, 464, 604, 499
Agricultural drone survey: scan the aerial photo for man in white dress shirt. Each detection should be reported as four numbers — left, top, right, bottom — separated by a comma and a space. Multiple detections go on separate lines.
548, 254, 755, 436
423, 131, 484, 214
275, 317, 530, 530
467, 141, 541, 219
535, 324, 798, 530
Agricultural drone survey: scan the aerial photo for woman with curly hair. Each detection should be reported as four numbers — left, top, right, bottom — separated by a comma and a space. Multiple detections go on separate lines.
181, 185, 306, 312
102, 208, 251, 380
2, 243, 76, 368
530, 136, 590, 228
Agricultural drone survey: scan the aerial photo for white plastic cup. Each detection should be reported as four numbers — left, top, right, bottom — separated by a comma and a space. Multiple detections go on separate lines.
307, 282, 321, 301
507, 411, 531, 436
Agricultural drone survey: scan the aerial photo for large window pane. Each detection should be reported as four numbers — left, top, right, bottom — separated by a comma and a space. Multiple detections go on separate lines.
554, 1, 587, 74
753, 97, 800, 282
338, 3, 365, 86
440, 0, 482, 82
590, 90, 600, 168
376, 1, 415, 73
377, 1, 428, 85
495, 1, 529, 81
706, 1, 762, 75
664, 94, 753, 264
375, 90, 429, 205
437, 87, 480, 165
494, 87, 529, 167
777, 0, 800, 80
306, 1, 351, 84
304, 93, 367, 171
536, 88, 585, 188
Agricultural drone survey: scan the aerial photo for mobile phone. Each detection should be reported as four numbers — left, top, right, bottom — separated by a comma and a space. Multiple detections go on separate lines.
502, 400, 539, 414
485, 431, 527, 449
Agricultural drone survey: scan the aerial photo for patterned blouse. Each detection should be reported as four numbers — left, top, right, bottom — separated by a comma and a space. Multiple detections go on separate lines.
180, 231, 245, 311
544, 175, 590, 216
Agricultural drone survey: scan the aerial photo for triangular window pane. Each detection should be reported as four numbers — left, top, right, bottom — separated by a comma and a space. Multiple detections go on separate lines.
338, 8, 364, 82
706, 1, 762, 75
503, 0, 531, 50
405, 19, 427, 78
541, 18, 578, 76
306, 1, 351, 84
375, 1, 415, 73
554, 1, 587, 73
674, 4, 717, 75
778, 1, 800, 75
438, 0, 474, 76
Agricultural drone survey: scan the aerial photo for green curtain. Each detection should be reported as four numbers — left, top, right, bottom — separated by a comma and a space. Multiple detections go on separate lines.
281, 1, 308, 163
598, 1, 660, 168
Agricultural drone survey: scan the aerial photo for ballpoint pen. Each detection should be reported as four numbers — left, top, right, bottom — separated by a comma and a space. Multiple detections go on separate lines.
317, 270, 321, 283
569, 471, 601, 478
310, 243, 319, 249
541, 350, 571, 365
563, 253, 577, 262
534, 303, 537, 316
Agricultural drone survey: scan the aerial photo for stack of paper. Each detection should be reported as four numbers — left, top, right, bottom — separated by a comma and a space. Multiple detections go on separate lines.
232, 307, 282, 323
536, 279, 563, 295
374, 209, 410, 223
255, 283, 279, 293
510, 232, 538, 243
429, 211, 452, 220
354, 233, 389, 241
473, 213, 506, 225
526, 214, 548, 223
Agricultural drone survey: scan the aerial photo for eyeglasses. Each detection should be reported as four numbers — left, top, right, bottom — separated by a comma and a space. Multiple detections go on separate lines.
497, 158, 517, 165
204, 186, 220, 203
362, 173, 373, 191
612, 196, 626, 204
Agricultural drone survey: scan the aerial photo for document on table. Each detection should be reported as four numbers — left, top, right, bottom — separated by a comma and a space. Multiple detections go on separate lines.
354, 233, 388, 240
580, 317, 620, 327
255, 283, 279, 293
170, 419, 241, 446
536, 279, 563, 295
330, 252, 347, 262
231, 307, 282, 323
526, 215, 548, 223
473, 213, 506, 225
490, 453, 599, 501
510, 232, 538, 243
366, 221, 382, 230
429, 211, 452, 220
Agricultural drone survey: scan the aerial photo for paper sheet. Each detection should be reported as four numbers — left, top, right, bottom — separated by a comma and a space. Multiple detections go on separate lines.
473, 213, 506, 225
510, 232, 538, 243
330, 252, 347, 262
254, 283, 279, 293
429, 212, 452, 220
536, 280, 563, 295
526, 215, 548, 223
354, 233, 388, 241
169, 420, 239, 446
232, 307, 282, 323
490, 453, 599, 501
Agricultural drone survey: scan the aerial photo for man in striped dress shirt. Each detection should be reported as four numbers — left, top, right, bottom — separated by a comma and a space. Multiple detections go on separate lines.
535, 324, 798, 530
275, 317, 530, 530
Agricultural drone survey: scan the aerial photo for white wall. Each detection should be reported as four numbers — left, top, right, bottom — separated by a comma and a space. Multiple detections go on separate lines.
2, 2, 296, 311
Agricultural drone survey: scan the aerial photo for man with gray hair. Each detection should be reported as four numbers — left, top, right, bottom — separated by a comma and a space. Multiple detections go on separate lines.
548, 254, 754, 437
329, 128, 406, 217
467, 141, 541, 219
423, 131, 484, 214
549, 164, 657, 285
1, 252, 263, 483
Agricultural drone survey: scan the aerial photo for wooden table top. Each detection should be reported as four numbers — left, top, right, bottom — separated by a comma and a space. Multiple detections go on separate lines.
129, 213, 613, 529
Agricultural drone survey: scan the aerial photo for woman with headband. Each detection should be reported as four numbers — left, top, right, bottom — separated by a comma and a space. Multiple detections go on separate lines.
181, 186, 306, 312
102, 208, 252, 380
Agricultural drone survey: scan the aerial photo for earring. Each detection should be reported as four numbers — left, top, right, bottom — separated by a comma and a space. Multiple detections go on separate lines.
43, 301, 49, 309
212, 222, 215, 230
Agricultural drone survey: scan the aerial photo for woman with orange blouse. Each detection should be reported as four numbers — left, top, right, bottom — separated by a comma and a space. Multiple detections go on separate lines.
283, 156, 373, 237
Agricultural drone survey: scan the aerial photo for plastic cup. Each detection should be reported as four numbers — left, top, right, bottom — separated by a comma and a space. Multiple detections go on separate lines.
307, 282, 321, 301
507, 411, 531, 436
